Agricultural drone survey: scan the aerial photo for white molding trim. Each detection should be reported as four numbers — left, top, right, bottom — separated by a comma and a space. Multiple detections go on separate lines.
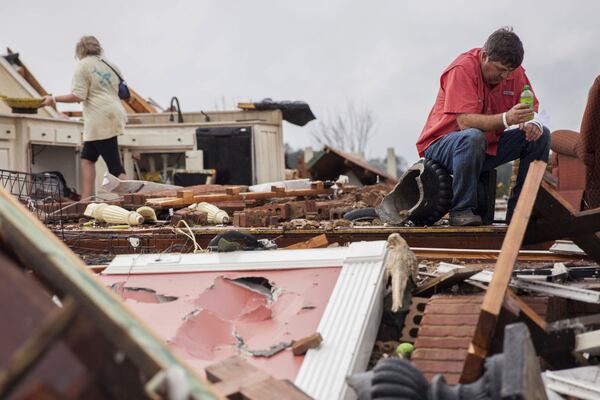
294, 242, 387, 400
103, 241, 388, 400
103, 241, 387, 274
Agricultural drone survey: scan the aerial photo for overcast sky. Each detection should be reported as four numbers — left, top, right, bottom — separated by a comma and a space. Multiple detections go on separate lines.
2, 1, 599, 165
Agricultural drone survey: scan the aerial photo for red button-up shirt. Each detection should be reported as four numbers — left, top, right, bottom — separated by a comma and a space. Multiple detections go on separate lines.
416, 48, 538, 156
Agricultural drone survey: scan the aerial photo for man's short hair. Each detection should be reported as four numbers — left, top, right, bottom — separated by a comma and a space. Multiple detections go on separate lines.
483, 27, 524, 69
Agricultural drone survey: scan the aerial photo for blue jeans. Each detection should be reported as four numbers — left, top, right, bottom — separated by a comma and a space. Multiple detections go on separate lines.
423, 127, 551, 220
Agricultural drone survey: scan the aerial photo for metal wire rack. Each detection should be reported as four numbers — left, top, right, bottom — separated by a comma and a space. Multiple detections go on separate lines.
0, 169, 65, 236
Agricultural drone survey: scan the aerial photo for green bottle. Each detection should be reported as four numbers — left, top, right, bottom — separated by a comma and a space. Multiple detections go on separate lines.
520, 85, 534, 121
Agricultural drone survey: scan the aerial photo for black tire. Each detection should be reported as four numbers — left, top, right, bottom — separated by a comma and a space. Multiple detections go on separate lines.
343, 207, 379, 221
408, 159, 453, 226
371, 359, 429, 400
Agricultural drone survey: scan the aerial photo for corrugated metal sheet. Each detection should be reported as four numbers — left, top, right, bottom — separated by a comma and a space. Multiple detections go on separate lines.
294, 241, 387, 399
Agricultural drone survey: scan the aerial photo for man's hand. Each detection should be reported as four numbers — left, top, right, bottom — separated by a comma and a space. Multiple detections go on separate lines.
519, 122, 542, 141
506, 103, 534, 125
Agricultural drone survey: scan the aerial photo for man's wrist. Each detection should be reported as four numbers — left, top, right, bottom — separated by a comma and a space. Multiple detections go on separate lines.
502, 112, 510, 129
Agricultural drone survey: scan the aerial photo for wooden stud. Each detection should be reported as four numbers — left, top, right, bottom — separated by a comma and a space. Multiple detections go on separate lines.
460, 161, 546, 383
504, 289, 548, 331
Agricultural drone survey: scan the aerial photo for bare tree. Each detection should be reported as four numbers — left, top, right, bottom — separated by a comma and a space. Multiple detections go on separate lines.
310, 101, 375, 156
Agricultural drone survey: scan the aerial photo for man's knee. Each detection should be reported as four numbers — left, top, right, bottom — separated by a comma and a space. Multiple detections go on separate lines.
534, 126, 551, 158
459, 129, 487, 154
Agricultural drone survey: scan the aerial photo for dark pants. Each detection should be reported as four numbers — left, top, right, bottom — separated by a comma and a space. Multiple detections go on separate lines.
424, 127, 551, 221
81, 136, 125, 177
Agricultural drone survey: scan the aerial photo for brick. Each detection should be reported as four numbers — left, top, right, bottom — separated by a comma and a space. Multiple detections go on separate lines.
412, 360, 464, 374
172, 209, 207, 226
429, 295, 484, 304
412, 348, 468, 361
213, 200, 248, 215
400, 297, 428, 343
233, 211, 247, 227
242, 209, 271, 227
329, 206, 353, 220
424, 303, 482, 315
262, 203, 291, 220
314, 200, 347, 220
420, 314, 479, 326
417, 325, 476, 338
413, 337, 472, 349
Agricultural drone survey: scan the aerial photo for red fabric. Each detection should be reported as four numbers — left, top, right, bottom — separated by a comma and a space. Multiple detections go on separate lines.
416, 48, 538, 156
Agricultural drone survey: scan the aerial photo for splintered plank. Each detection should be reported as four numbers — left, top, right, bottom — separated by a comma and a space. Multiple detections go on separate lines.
146, 187, 334, 208
206, 356, 270, 398
460, 161, 546, 383
241, 378, 311, 400
504, 289, 548, 330
205, 356, 310, 399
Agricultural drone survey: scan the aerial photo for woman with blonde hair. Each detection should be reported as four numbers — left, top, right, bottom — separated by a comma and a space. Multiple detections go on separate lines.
40, 35, 127, 198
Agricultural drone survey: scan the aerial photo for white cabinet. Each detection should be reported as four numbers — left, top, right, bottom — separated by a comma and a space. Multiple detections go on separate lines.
29, 125, 56, 142
0, 123, 15, 140
0, 142, 14, 170
56, 127, 82, 145
120, 130, 195, 148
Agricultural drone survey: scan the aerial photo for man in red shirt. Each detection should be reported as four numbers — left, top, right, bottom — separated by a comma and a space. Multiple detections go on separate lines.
416, 27, 550, 226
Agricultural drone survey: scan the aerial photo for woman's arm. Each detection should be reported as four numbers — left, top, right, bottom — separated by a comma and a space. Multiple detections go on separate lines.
39, 93, 83, 107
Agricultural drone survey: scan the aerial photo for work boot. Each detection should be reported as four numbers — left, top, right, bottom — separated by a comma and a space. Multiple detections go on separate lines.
449, 210, 482, 226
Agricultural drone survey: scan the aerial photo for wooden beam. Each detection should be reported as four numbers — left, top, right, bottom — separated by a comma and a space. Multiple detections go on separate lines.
460, 161, 546, 383
146, 187, 334, 208
504, 289, 548, 331
0, 298, 77, 398
285, 234, 329, 250
0, 186, 219, 399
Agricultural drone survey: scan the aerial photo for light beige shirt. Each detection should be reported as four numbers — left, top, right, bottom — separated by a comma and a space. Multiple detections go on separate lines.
70, 56, 127, 142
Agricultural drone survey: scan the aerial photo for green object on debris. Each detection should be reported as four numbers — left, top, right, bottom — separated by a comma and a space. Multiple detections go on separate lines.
217, 237, 242, 252
396, 342, 414, 358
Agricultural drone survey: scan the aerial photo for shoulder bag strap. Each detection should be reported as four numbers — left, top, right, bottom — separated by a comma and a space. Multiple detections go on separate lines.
100, 59, 124, 81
